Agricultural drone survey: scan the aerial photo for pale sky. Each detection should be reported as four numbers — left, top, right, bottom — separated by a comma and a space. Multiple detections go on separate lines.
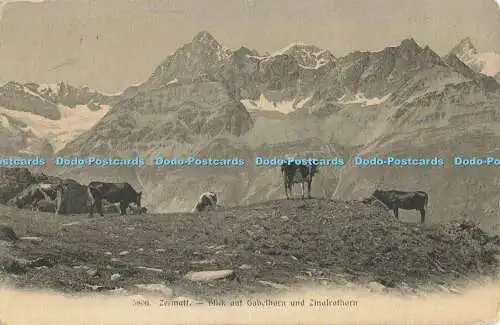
0, 0, 499, 93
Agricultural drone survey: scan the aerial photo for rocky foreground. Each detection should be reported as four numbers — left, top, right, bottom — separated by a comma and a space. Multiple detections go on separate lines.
0, 199, 498, 301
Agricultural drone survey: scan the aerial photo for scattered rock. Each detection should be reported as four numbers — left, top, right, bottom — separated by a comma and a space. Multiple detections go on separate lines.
155, 249, 166, 253
26, 257, 53, 268
280, 215, 289, 221
86, 269, 98, 277
438, 285, 461, 295
136, 266, 163, 273
185, 270, 235, 282
0, 225, 18, 242
108, 288, 127, 295
367, 281, 387, 293
135, 283, 173, 297
119, 251, 129, 256
190, 259, 215, 265
239, 264, 252, 270
291, 255, 298, 261
110, 273, 121, 281
19, 236, 42, 242
111, 258, 120, 262
104, 252, 112, 256
61, 222, 81, 227
206, 245, 225, 250
258, 280, 290, 290
137, 248, 144, 252
85, 284, 106, 291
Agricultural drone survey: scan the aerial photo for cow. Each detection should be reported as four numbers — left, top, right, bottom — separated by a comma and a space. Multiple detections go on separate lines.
192, 192, 218, 213
280, 162, 319, 199
87, 181, 142, 217
363, 189, 428, 223
11, 183, 58, 210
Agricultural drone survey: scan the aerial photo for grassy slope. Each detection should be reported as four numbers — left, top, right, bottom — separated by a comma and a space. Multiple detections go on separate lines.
0, 199, 498, 300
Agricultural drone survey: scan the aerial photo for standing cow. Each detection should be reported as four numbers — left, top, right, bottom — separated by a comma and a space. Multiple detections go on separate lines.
280, 162, 319, 199
10, 183, 58, 210
87, 181, 142, 217
363, 189, 428, 224
192, 192, 218, 213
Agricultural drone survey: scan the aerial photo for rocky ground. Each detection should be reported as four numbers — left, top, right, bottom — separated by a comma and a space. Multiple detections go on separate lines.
0, 198, 499, 302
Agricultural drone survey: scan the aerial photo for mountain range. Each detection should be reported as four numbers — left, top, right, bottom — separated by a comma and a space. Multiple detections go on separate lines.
1, 32, 499, 234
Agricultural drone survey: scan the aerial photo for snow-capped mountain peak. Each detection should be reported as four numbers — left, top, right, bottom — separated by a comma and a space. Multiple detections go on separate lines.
449, 37, 500, 77
267, 43, 337, 69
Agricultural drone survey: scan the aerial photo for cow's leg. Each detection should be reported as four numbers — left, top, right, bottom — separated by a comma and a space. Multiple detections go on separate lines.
419, 208, 425, 224
307, 180, 312, 199
31, 198, 40, 211
119, 201, 128, 215
96, 199, 104, 217
393, 208, 399, 220
55, 194, 63, 216
284, 181, 289, 199
301, 182, 305, 198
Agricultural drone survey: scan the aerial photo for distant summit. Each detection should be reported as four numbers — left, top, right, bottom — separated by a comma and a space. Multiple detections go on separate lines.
449, 37, 500, 76
450, 37, 478, 56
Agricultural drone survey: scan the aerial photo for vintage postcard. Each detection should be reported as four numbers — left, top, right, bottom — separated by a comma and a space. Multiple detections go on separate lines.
0, 0, 499, 324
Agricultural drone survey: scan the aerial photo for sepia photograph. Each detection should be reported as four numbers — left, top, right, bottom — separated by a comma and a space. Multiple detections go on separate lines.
0, 0, 499, 324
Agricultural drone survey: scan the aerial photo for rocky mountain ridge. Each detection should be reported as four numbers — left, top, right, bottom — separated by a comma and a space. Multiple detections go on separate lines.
0, 81, 114, 155
2, 31, 499, 236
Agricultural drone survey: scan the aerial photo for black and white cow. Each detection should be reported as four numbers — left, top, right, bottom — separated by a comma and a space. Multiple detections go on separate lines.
280, 162, 319, 199
192, 192, 218, 212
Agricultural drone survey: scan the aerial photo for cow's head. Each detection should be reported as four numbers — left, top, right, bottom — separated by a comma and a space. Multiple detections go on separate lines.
372, 189, 386, 200
362, 196, 375, 204
209, 192, 217, 205
14, 195, 25, 208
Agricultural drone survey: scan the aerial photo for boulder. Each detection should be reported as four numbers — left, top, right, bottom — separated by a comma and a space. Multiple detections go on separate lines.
184, 269, 235, 282
0, 168, 34, 204
0, 225, 18, 242
56, 179, 88, 214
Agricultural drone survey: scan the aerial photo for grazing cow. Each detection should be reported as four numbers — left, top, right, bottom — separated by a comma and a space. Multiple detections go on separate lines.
87, 181, 142, 217
192, 192, 217, 213
11, 183, 58, 210
280, 162, 319, 199
33, 199, 57, 213
363, 189, 428, 223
